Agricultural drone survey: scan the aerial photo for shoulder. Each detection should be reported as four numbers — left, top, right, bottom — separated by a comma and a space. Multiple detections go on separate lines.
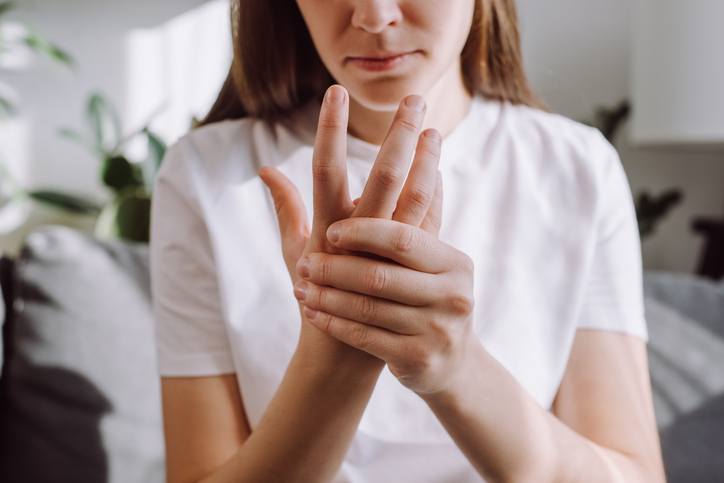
480, 100, 623, 205
170, 118, 263, 176
496, 101, 618, 175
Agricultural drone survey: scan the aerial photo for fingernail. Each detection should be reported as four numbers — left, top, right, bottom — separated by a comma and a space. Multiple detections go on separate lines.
423, 129, 441, 143
293, 281, 308, 301
326, 85, 345, 105
327, 225, 341, 243
297, 257, 310, 279
304, 306, 318, 320
405, 95, 426, 112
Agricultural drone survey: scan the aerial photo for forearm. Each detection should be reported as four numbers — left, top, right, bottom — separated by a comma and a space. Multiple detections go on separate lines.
421, 341, 660, 483
201, 328, 384, 483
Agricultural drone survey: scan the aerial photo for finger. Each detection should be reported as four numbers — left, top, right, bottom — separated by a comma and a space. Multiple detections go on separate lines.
393, 129, 441, 227
312, 85, 354, 228
259, 167, 310, 269
298, 252, 437, 305
327, 218, 459, 273
353, 95, 427, 219
420, 170, 443, 237
352, 197, 360, 207
294, 280, 422, 335
303, 306, 402, 362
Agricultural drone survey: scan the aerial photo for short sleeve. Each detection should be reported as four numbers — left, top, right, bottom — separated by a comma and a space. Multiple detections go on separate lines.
150, 141, 236, 376
576, 134, 649, 342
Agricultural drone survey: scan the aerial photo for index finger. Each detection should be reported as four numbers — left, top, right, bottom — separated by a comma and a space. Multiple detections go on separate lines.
353, 95, 427, 219
312, 85, 354, 229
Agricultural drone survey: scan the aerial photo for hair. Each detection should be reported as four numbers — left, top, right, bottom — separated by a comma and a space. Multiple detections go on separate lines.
200, 0, 543, 127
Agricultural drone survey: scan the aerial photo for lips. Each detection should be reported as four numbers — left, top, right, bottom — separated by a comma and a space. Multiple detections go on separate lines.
347, 51, 419, 72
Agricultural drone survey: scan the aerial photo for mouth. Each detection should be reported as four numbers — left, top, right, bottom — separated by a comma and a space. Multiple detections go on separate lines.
346, 51, 420, 72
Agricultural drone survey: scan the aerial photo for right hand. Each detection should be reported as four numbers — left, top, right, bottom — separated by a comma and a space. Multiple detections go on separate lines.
259, 85, 443, 358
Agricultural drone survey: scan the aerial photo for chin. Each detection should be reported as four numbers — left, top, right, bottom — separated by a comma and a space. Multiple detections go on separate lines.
344, 77, 428, 112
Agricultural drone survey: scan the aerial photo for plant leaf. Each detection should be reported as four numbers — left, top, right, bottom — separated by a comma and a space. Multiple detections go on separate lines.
0, 2, 15, 18
140, 128, 167, 193
23, 28, 74, 67
114, 189, 151, 242
0, 96, 15, 118
28, 190, 102, 215
87, 93, 121, 154
145, 129, 167, 170
102, 155, 143, 192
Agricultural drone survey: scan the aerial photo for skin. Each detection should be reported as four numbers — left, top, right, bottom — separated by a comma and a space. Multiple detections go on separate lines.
162, 1, 667, 482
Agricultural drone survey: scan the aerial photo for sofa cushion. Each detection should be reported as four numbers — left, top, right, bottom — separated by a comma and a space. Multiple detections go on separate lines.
0, 226, 164, 483
644, 272, 724, 483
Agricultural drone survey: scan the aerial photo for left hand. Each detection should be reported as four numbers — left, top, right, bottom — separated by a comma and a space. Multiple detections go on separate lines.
293, 216, 478, 396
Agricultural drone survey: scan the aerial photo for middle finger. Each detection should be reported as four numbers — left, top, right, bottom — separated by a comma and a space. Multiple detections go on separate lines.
353, 95, 427, 219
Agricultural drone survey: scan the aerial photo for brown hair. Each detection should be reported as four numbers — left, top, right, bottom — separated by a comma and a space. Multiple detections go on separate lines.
201, 0, 543, 126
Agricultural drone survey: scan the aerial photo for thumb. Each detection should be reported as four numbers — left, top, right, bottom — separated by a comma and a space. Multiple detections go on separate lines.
259, 167, 310, 272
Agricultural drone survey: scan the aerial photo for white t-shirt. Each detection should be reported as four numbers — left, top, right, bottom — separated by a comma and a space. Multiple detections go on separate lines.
150, 96, 648, 483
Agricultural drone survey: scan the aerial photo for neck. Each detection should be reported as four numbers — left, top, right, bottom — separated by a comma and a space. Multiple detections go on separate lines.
346, 62, 473, 146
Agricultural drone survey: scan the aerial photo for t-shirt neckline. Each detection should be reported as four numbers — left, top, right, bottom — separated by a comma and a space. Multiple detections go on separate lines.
345, 96, 487, 163
295, 95, 489, 164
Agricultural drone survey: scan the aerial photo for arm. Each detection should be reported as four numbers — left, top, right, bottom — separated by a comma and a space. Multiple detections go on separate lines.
162, 86, 444, 483
293, 218, 666, 483
163, 350, 382, 483
420, 330, 665, 483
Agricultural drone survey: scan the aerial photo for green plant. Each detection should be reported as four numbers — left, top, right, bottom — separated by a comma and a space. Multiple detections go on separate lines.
635, 189, 684, 240
59, 92, 166, 242
0, 1, 73, 118
0, 1, 97, 220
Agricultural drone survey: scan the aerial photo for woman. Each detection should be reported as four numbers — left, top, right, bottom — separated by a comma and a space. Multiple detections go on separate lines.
150, 0, 666, 482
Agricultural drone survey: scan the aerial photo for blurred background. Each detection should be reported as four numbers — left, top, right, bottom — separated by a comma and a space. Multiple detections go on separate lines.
0, 0, 723, 275
0, 1, 722, 481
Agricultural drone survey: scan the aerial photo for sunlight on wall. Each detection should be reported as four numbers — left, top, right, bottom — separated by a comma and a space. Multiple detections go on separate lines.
0, 117, 30, 189
125, 0, 231, 157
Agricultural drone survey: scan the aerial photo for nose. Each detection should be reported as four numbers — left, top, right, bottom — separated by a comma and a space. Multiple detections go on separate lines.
350, 0, 403, 33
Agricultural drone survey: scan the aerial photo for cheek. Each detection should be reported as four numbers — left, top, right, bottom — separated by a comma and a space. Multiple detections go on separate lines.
295, 1, 347, 67
420, 0, 475, 54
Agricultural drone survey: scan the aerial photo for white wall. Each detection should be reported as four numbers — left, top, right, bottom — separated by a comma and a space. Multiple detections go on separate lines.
1, 0, 222, 203
3, 0, 722, 272
517, 0, 724, 273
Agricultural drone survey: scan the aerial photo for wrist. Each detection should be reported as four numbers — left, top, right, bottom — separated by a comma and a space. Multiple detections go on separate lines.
296, 322, 386, 378
418, 335, 488, 409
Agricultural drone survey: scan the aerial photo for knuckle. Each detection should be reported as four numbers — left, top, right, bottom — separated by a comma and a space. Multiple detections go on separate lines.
395, 117, 420, 135
406, 187, 433, 212
420, 141, 441, 158
317, 116, 346, 132
355, 294, 376, 322
316, 256, 334, 282
311, 161, 339, 182
446, 291, 475, 316
348, 323, 370, 349
372, 165, 403, 191
393, 227, 416, 254
314, 285, 329, 309
365, 264, 387, 294
401, 346, 431, 377
317, 311, 333, 333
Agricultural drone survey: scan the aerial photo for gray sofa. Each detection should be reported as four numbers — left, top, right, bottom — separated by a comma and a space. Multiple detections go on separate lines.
0, 226, 722, 482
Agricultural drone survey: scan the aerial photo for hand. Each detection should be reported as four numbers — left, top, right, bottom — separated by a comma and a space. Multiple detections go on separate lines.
293, 217, 477, 396
259, 85, 443, 356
